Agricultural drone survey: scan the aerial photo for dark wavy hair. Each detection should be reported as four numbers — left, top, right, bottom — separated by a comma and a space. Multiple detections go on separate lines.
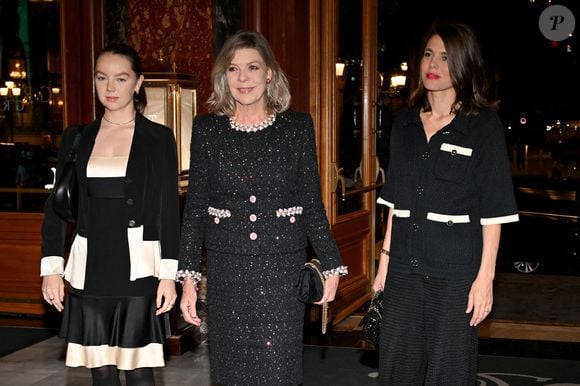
409, 22, 489, 115
95, 43, 147, 113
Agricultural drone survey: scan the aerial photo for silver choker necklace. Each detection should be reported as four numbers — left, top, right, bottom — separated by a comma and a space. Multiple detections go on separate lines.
229, 113, 276, 133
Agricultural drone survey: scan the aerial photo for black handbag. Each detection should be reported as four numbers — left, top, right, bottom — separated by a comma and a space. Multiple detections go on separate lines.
360, 290, 383, 348
52, 126, 83, 222
297, 259, 324, 303
296, 258, 329, 334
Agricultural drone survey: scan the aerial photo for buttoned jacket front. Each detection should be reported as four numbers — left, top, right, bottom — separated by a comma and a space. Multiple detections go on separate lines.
40, 113, 180, 288
378, 107, 518, 279
178, 111, 342, 274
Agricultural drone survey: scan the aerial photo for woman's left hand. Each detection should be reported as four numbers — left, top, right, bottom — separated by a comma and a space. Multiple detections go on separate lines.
314, 275, 340, 304
466, 274, 493, 326
156, 279, 178, 315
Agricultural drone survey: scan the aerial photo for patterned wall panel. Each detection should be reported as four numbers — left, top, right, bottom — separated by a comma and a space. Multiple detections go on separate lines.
127, 0, 213, 113
104, 0, 128, 45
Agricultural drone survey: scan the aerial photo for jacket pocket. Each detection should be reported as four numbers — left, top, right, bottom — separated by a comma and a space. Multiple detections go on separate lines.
128, 226, 160, 280
64, 234, 87, 289
424, 211, 473, 266
208, 206, 232, 225
426, 212, 470, 225
276, 206, 303, 224
434, 142, 472, 182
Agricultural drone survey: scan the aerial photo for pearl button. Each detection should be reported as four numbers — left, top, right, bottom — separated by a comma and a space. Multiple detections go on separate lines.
289, 216, 296, 223
249, 232, 258, 240
214, 217, 220, 224
249, 195, 257, 203
249, 214, 257, 222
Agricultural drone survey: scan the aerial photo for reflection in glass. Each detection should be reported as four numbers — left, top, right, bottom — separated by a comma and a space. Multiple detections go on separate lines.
336, 0, 363, 215
142, 73, 198, 181
338, 192, 365, 215
179, 88, 195, 173
0, 0, 62, 212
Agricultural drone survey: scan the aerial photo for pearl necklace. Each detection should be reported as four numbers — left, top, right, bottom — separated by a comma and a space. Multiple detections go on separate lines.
229, 113, 276, 133
102, 115, 136, 126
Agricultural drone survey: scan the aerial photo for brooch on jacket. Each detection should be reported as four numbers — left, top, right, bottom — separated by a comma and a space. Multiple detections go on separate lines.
208, 206, 232, 224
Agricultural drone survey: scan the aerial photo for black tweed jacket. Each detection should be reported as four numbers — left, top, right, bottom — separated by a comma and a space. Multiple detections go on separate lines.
178, 110, 342, 273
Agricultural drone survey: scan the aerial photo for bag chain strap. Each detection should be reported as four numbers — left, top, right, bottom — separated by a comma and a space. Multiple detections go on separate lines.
305, 259, 328, 334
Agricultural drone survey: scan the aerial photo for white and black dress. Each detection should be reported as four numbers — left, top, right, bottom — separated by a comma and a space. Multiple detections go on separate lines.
59, 155, 169, 370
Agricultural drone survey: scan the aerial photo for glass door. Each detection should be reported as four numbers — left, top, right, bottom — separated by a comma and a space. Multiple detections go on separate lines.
316, 0, 379, 323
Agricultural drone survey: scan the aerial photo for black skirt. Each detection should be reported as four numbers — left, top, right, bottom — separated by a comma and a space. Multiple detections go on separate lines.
206, 249, 306, 385
60, 291, 170, 369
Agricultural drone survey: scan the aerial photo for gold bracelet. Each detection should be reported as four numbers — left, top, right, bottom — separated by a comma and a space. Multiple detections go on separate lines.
380, 248, 390, 256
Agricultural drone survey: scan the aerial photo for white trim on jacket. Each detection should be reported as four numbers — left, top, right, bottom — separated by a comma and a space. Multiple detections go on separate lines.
40, 227, 178, 289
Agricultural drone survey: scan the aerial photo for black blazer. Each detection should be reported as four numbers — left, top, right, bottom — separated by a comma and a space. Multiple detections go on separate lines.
41, 113, 180, 263
178, 110, 342, 274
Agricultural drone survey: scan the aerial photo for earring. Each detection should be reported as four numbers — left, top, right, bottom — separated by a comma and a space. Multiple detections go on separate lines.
266, 78, 271, 84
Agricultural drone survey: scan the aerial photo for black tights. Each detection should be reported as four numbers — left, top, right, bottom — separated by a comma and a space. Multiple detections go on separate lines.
91, 366, 120, 386
91, 366, 155, 386
125, 368, 155, 386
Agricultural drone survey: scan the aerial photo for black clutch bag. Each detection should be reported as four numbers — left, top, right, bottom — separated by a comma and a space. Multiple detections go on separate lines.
360, 290, 383, 348
296, 258, 324, 303
52, 126, 83, 222
296, 258, 328, 334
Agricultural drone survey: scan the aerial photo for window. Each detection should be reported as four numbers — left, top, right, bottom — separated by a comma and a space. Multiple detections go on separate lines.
0, 0, 62, 211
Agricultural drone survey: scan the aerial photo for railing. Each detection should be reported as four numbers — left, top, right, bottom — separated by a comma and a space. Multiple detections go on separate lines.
0, 187, 51, 211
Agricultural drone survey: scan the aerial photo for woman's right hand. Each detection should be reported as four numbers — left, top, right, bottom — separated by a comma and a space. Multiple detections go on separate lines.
372, 267, 387, 293
42, 274, 65, 312
372, 252, 389, 293
180, 279, 202, 326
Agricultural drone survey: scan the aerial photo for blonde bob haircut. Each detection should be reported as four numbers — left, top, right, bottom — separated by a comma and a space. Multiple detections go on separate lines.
207, 31, 291, 116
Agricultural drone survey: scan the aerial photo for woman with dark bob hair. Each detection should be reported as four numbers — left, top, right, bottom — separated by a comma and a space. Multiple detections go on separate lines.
177, 31, 347, 384
373, 22, 518, 384
40, 43, 179, 385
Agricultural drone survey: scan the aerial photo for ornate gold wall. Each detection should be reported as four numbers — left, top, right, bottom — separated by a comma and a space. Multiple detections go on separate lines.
127, 0, 213, 113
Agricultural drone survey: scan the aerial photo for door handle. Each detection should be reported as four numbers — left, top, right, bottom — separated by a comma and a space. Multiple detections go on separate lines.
332, 163, 347, 201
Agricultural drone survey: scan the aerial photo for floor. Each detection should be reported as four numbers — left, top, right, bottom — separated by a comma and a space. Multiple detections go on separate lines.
0, 336, 211, 386
2, 333, 580, 385
1, 272, 580, 385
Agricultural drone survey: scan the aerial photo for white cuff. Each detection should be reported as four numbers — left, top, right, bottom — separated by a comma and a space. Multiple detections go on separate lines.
158, 259, 178, 280
176, 269, 202, 283
323, 265, 348, 279
40, 256, 65, 276
480, 213, 519, 225
376, 197, 394, 207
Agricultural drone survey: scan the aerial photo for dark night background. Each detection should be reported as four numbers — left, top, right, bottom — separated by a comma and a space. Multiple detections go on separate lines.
376, 0, 579, 139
